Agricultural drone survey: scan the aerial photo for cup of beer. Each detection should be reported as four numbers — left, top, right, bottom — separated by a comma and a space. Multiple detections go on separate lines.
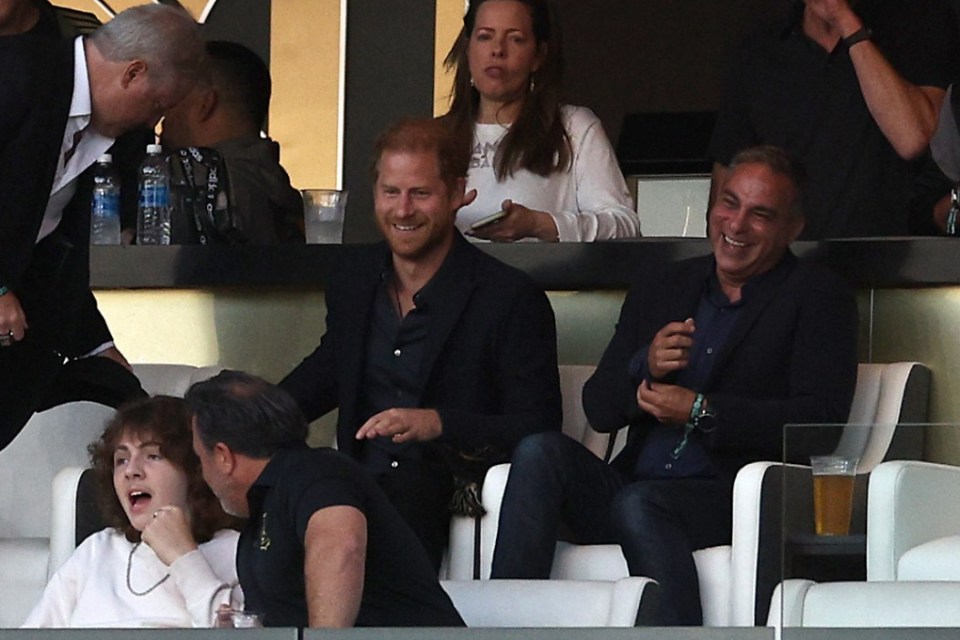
810, 455, 859, 536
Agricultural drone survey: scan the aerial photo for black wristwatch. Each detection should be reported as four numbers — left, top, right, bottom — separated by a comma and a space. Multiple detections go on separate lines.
843, 26, 872, 48
689, 393, 717, 432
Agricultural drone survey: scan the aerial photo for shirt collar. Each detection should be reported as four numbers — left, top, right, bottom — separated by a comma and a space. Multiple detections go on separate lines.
707, 250, 798, 303
249, 445, 309, 491
379, 233, 473, 312
69, 36, 92, 126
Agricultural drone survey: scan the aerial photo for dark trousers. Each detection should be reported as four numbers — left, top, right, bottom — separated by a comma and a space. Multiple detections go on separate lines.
374, 457, 453, 573
0, 234, 144, 450
490, 431, 733, 626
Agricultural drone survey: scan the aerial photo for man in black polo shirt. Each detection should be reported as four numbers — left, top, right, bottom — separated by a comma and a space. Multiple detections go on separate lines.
709, 0, 959, 239
490, 146, 859, 625
279, 118, 561, 570
186, 370, 464, 628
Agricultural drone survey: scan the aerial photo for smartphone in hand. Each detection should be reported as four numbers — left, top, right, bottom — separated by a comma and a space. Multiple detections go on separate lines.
469, 210, 508, 230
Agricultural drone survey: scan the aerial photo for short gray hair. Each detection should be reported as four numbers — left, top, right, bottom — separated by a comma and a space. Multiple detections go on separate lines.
90, 4, 204, 86
729, 145, 806, 218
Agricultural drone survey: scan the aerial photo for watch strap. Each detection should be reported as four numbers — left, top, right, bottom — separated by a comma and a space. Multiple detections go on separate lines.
843, 26, 872, 48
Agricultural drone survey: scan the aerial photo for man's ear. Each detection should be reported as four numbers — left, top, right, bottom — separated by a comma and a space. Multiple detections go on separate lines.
213, 442, 236, 474
121, 60, 148, 89
790, 216, 806, 242
196, 87, 218, 122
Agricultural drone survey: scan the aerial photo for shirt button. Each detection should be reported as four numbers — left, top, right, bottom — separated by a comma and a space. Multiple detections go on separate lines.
706, 347, 714, 354
390, 461, 399, 468
665, 463, 673, 470
393, 349, 401, 357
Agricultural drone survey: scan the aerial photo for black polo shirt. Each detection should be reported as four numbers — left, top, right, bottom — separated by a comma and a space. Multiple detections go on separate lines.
709, 0, 959, 239
237, 446, 464, 628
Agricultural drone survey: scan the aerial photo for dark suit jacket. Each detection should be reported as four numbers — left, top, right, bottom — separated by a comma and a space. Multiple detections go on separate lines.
280, 234, 562, 477
0, 35, 130, 448
0, 35, 110, 353
583, 252, 859, 486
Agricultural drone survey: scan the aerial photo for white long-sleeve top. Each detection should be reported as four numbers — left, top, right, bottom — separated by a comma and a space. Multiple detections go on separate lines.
22, 529, 241, 628
456, 105, 639, 241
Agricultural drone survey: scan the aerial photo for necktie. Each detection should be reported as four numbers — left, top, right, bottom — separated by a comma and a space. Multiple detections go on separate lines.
62, 128, 84, 165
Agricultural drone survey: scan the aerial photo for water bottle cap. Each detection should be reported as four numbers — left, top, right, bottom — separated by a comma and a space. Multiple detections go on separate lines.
146, 143, 163, 154
97, 153, 113, 164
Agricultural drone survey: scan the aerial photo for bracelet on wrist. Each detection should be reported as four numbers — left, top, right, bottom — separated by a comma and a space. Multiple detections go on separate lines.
687, 393, 705, 427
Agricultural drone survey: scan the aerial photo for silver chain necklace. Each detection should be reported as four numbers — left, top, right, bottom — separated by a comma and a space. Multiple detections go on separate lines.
126, 541, 170, 597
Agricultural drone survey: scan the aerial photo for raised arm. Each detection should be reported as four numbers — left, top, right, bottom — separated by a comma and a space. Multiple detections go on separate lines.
806, 0, 946, 159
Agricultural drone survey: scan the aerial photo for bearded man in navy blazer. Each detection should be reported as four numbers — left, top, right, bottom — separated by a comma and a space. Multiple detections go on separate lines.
0, 4, 204, 449
490, 146, 859, 625
280, 117, 562, 570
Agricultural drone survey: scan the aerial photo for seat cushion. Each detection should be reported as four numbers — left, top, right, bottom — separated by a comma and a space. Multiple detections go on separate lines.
694, 544, 732, 627
801, 581, 960, 627
551, 541, 629, 581
0, 538, 49, 627
898, 535, 960, 581
441, 578, 652, 627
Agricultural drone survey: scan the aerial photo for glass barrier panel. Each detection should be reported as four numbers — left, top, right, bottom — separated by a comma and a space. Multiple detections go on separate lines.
778, 423, 960, 638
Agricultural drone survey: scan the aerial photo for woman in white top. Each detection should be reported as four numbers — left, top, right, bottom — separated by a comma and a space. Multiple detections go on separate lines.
442, 0, 638, 242
23, 396, 242, 628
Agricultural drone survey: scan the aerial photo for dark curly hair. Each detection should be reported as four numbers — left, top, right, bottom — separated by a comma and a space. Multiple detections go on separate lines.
89, 395, 239, 543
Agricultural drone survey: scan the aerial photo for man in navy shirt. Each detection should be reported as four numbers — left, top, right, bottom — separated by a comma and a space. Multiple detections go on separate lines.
490, 146, 859, 625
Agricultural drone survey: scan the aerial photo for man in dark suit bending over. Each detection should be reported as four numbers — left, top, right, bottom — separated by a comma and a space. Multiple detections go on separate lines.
0, 4, 204, 448
490, 146, 859, 625
280, 118, 561, 570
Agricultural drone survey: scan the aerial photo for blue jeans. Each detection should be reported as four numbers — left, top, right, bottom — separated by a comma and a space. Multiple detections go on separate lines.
490, 431, 732, 625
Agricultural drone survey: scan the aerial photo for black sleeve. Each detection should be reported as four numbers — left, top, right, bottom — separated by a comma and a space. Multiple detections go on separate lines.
437, 283, 561, 452
278, 319, 341, 423
908, 151, 952, 236
582, 275, 650, 433
277, 259, 350, 422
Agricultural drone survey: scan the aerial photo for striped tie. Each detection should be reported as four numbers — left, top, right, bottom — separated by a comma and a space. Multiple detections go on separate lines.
62, 128, 84, 165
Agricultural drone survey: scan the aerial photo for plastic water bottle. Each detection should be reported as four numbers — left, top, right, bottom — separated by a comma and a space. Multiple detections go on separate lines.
89, 153, 121, 245
137, 143, 171, 245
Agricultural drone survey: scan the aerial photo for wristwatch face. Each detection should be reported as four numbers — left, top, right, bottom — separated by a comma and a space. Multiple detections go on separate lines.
696, 407, 717, 432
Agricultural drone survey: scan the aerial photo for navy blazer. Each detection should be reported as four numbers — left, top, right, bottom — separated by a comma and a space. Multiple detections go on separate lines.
583, 252, 859, 486
280, 234, 562, 475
